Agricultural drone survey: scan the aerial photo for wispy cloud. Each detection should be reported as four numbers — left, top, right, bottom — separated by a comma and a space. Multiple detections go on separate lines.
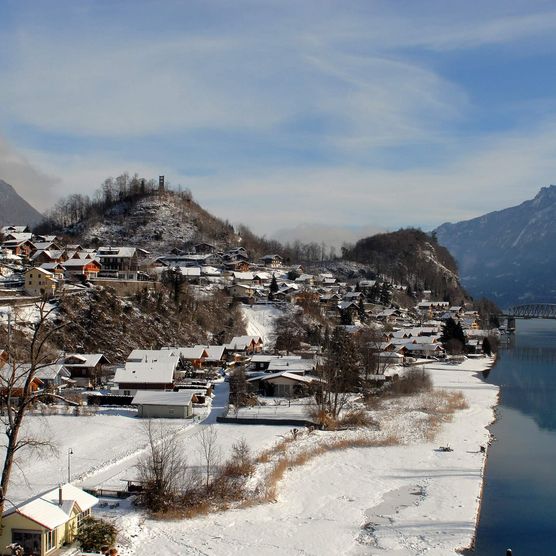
1, 1, 556, 231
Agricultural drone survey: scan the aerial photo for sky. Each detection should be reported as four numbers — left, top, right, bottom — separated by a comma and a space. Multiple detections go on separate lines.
2, 0, 556, 237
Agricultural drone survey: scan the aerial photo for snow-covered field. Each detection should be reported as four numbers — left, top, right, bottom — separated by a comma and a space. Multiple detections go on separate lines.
241, 304, 284, 347
4, 357, 498, 555
117, 358, 498, 555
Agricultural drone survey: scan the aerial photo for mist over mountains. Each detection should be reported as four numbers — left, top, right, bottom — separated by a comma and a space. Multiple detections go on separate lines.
0, 179, 43, 227
435, 185, 556, 307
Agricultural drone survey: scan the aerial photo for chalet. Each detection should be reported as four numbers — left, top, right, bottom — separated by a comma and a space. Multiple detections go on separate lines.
2, 238, 35, 257
132, 390, 194, 419
0, 364, 43, 397
233, 271, 255, 284
30, 241, 61, 253
249, 354, 281, 371
224, 259, 250, 272
114, 349, 181, 394
34, 364, 72, 392
176, 266, 201, 283
113, 361, 176, 396
61, 354, 111, 388
1, 226, 29, 235
0, 483, 98, 556
226, 335, 264, 356
176, 346, 209, 368
39, 262, 65, 279
62, 258, 101, 280
194, 242, 218, 254
96, 246, 141, 280
404, 343, 445, 358
228, 283, 256, 300
267, 357, 316, 375
24, 267, 59, 297
260, 254, 283, 268
247, 371, 322, 397
31, 249, 65, 266
193, 345, 226, 366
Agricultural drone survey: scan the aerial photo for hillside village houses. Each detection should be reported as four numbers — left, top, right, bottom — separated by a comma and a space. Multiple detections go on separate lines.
0, 219, 500, 547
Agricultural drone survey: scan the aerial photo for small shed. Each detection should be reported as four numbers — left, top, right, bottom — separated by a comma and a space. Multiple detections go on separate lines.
132, 390, 194, 419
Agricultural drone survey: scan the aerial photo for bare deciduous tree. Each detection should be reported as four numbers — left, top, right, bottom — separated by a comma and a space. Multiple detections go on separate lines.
196, 425, 220, 492
136, 420, 189, 513
0, 301, 69, 518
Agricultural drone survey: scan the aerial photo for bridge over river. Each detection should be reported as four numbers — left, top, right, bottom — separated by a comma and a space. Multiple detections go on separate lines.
501, 304, 556, 331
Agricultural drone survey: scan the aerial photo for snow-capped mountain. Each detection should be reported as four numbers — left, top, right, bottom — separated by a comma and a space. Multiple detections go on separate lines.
0, 179, 43, 227
435, 185, 556, 307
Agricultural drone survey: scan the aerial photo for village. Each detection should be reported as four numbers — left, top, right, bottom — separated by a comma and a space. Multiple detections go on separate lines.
0, 222, 499, 556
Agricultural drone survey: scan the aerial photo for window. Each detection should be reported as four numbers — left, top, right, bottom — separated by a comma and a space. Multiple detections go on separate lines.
123, 390, 131, 396
46, 529, 56, 551
12, 530, 42, 554
77, 509, 90, 528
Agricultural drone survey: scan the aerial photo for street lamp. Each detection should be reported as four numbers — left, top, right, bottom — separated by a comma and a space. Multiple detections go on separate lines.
67, 448, 73, 483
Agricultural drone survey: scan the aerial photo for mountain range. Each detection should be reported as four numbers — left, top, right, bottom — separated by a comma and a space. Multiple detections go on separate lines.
435, 185, 556, 307
0, 179, 43, 228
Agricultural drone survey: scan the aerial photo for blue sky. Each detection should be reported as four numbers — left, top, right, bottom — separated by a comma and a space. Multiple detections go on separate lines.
2, 0, 556, 236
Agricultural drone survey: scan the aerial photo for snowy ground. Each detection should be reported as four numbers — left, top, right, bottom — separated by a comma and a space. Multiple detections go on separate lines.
241, 304, 284, 347
3, 357, 498, 555
114, 357, 498, 555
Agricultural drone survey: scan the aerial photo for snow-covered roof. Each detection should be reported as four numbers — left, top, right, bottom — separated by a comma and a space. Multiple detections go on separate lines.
193, 345, 225, 362
3, 483, 98, 530
176, 266, 201, 277
248, 371, 323, 384
127, 349, 180, 365
62, 353, 109, 367
226, 335, 263, 350
97, 246, 137, 258
132, 390, 194, 406
62, 258, 100, 268
250, 354, 282, 364
114, 361, 176, 385
177, 346, 209, 360
233, 271, 254, 281
0, 364, 44, 388
267, 358, 315, 373
35, 364, 70, 380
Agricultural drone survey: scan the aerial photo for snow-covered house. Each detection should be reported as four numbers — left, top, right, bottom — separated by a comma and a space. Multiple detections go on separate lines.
226, 336, 264, 356
61, 353, 111, 388
24, 267, 60, 297
247, 371, 322, 397
114, 349, 181, 395
62, 258, 101, 280
34, 364, 72, 392
259, 254, 283, 268
132, 390, 195, 419
0, 483, 98, 556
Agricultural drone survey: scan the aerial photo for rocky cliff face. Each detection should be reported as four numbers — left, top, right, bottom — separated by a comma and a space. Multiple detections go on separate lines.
435, 185, 556, 307
0, 179, 43, 227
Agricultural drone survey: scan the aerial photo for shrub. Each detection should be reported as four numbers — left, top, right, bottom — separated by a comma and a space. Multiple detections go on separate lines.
337, 408, 378, 429
76, 516, 118, 553
384, 370, 432, 397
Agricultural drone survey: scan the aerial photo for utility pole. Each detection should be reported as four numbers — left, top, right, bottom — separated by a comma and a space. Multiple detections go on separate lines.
67, 448, 73, 483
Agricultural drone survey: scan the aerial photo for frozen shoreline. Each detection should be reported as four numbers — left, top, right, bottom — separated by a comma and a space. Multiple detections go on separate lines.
114, 356, 499, 555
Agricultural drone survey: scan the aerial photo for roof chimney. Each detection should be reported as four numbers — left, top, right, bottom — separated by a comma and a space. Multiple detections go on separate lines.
58, 484, 63, 506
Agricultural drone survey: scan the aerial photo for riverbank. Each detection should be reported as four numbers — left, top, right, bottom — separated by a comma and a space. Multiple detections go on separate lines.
107, 356, 498, 555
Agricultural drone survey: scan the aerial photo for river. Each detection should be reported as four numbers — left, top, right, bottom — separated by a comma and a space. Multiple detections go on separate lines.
471, 319, 556, 555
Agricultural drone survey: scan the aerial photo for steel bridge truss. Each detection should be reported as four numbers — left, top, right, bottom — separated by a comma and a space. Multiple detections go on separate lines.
504, 304, 556, 319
